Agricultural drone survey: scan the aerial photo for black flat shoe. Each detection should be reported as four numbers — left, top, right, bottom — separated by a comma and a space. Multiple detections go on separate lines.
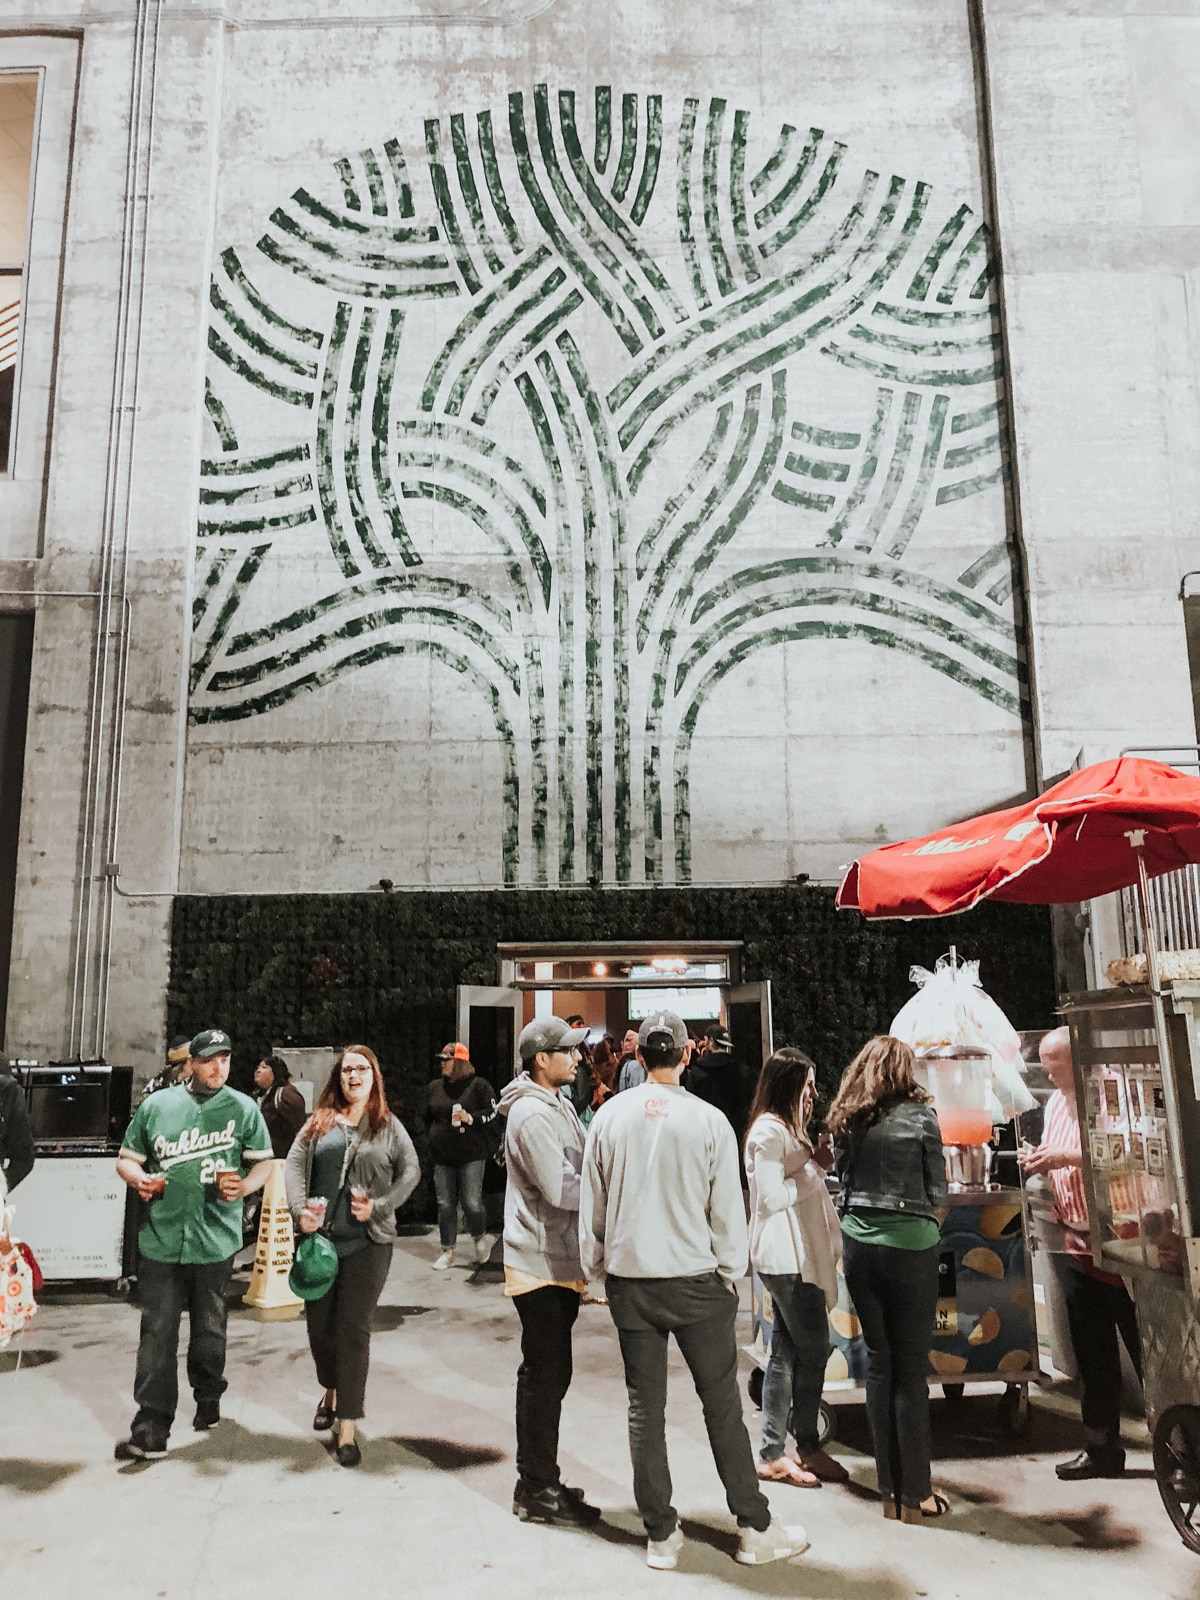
336, 1439, 361, 1467
192, 1400, 220, 1431
313, 1400, 336, 1432
1056, 1449, 1125, 1481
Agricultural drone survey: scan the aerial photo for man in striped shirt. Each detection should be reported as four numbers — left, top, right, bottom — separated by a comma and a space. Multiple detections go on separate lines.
1020, 1027, 1142, 1480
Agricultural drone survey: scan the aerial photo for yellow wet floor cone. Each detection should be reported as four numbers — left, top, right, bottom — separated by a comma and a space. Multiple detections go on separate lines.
243, 1159, 303, 1319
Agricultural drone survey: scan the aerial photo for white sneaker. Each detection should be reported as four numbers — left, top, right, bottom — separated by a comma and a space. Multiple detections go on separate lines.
646, 1527, 685, 1569
433, 1249, 455, 1271
473, 1234, 494, 1265
735, 1517, 809, 1565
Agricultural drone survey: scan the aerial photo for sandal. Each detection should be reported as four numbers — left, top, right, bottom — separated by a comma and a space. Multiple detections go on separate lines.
757, 1457, 821, 1488
900, 1493, 950, 1524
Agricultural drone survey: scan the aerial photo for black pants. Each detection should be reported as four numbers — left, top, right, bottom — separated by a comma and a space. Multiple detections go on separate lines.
607, 1272, 771, 1542
514, 1285, 581, 1493
1061, 1257, 1142, 1452
132, 1254, 234, 1438
304, 1242, 392, 1420
842, 1235, 939, 1510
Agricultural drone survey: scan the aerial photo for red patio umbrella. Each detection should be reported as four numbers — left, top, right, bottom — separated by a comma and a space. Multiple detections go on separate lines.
836, 757, 1200, 921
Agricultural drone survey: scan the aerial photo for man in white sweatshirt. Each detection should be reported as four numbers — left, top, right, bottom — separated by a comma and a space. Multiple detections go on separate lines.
500, 1015, 602, 1530
579, 1012, 808, 1571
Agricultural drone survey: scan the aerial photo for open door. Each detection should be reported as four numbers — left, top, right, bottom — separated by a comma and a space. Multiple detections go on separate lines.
456, 985, 522, 1088
726, 981, 773, 1069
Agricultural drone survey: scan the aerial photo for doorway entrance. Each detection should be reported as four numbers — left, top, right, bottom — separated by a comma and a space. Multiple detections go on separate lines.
457, 942, 772, 1085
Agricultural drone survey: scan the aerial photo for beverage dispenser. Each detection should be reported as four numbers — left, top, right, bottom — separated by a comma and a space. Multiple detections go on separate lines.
920, 1044, 994, 1189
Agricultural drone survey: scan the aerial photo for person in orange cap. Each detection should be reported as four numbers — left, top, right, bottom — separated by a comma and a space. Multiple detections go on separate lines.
425, 1043, 497, 1269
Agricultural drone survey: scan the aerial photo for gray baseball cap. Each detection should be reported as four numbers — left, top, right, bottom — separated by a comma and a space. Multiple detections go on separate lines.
189, 1028, 233, 1060
518, 1016, 588, 1061
638, 1011, 688, 1051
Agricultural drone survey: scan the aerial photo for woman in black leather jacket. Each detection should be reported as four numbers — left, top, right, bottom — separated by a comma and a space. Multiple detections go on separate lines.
828, 1036, 947, 1523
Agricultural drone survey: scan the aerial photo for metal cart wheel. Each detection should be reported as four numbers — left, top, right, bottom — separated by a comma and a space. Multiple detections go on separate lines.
746, 1370, 834, 1449
941, 1382, 965, 1406
816, 1400, 835, 1448
1153, 1405, 1200, 1555
996, 1383, 1031, 1437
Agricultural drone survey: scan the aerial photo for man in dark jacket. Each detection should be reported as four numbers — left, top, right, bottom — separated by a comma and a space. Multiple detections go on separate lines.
0, 1068, 34, 1193
687, 1025, 754, 1146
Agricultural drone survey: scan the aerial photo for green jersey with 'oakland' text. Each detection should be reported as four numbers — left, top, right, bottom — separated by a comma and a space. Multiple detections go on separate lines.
120, 1084, 273, 1264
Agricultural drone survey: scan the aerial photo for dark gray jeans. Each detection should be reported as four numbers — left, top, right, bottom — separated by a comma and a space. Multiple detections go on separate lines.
759, 1273, 830, 1458
433, 1160, 487, 1248
607, 1271, 771, 1542
132, 1254, 234, 1439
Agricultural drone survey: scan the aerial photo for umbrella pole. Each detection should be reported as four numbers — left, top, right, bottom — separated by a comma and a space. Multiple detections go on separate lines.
1136, 846, 1162, 994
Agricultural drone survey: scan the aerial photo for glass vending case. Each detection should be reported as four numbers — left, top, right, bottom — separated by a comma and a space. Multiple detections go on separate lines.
1060, 984, 1200, 1285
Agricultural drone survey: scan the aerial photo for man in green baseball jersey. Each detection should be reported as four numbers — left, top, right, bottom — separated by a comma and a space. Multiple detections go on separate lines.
113, 1029, 274, 1460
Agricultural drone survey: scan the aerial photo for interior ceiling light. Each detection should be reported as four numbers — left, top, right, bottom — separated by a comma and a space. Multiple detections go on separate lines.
592, 962, 608, 976
651, 956, 688, 973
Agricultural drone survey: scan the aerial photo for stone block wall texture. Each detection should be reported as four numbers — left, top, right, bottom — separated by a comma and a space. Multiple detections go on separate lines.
0, 1, 1195, 1072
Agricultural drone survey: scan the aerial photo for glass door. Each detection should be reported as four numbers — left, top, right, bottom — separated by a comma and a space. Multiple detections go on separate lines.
726, 980, 773, 1067
456, 985, 522, 1087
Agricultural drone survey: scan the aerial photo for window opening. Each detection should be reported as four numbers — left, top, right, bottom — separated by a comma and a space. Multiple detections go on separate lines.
0, 74, 38, 473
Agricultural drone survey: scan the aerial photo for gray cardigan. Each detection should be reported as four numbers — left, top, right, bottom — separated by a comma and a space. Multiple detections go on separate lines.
284, 1112, 420, 1245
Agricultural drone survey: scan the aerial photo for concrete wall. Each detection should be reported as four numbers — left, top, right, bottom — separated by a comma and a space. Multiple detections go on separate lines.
0, 0, 1194, 1073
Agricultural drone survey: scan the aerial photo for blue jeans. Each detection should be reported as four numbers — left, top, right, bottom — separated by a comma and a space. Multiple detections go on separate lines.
758, 1274, 830, 1458
433, 1160, 487, 1248
132, 1254, 234, 1439
842, 1235, 939, 1509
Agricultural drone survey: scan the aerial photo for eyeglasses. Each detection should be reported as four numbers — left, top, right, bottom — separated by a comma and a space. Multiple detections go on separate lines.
341, 1067, 371, 1078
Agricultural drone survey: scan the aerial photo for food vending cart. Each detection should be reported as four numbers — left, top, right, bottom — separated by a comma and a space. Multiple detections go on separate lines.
1059, 978, 1200, 1552
834, 756, 1200, 1554
748, 1111, 1042, 1443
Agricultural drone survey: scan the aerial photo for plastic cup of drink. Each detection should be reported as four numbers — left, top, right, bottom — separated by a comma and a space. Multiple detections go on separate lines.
306, 1196, 328, 1223
144, 1173, 167, 1200
215, 1163, 241, 1199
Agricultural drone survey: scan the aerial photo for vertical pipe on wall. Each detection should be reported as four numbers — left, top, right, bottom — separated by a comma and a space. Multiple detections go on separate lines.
966, 0, 1042, 794
68, 0, 161, 1060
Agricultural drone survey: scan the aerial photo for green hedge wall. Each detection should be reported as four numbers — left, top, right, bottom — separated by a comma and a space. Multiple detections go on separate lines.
168, 887, 1056, 1212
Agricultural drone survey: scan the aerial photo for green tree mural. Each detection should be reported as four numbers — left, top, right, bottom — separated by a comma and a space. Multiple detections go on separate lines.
194, 87, 1025, 886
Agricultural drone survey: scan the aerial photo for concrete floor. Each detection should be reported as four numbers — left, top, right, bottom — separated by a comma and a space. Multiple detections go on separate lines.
1, 1233, 1197, 1600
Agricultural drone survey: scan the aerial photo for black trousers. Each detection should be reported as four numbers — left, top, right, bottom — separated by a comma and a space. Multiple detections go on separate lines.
514, 1285, 580, 1493
1061, 1257, 1142, 1451
304, 1242, 392, 1420
132, 1254, 234, 1438
607, 1272, 771, 1542
842, 1235, 939, 1510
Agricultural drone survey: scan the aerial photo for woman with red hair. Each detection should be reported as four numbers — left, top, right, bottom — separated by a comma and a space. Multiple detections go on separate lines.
285, 1045, 419, 1465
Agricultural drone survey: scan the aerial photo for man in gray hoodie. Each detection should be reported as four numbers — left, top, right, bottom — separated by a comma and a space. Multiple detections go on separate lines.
580, 1012, 808, 1571
499, 1015, 602, 1529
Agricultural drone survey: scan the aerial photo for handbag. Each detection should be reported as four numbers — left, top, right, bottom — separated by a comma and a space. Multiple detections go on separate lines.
288, 1146, 353, 1301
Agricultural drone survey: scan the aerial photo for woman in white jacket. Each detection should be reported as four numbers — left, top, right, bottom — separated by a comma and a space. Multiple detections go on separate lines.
744, 1048, 847, 1487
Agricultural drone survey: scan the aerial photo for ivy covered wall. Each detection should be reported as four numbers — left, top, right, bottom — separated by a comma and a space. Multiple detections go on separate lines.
169, 886, 1056, 1211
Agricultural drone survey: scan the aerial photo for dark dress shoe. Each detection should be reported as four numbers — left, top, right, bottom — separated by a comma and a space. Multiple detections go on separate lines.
1056, 1449, 1125, 1480
336, 1439, 362, 1468
313, 1400, 336, 1432
193, 1400, 220, 1431
513, 1483, 602, 1526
